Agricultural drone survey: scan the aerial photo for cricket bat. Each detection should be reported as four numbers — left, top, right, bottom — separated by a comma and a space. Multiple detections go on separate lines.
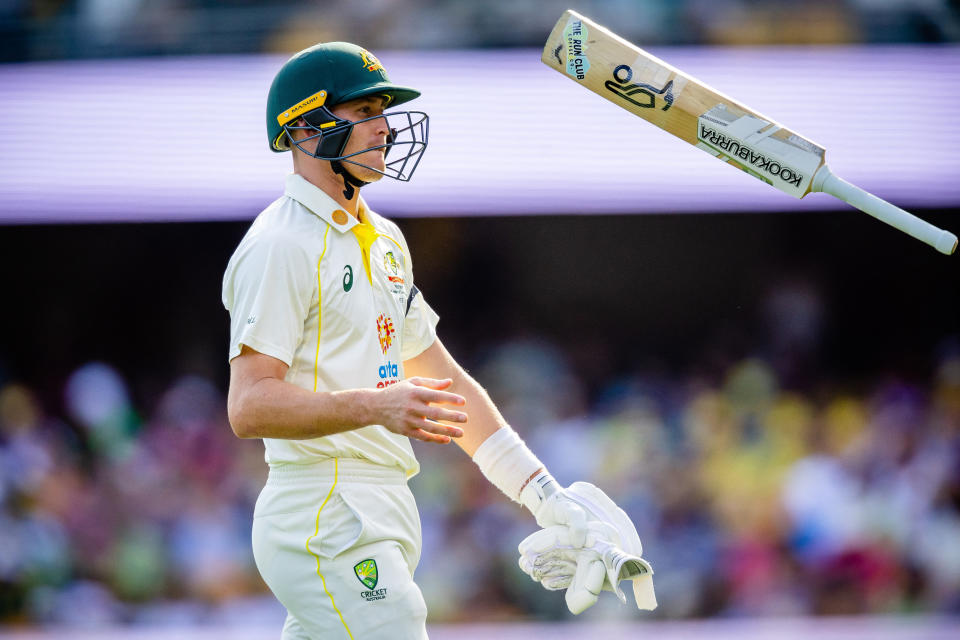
543, 10, 957, 255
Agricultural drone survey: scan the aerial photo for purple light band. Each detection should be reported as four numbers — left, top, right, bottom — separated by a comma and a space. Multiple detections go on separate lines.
0, 47, 958, 223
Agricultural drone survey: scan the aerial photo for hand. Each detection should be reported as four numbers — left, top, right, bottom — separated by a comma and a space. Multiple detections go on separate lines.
372, 377, 467, 444
519, 482, 657, 614
531, 482, 633, 548
519, 522, 655, 614
530, 487, 591, 547
519, 520, 617, 602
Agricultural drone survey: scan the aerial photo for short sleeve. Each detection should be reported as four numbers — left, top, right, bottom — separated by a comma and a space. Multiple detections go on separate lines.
222, 233, 315, 365
401, 289, 439, 360
389, 222, 439, 361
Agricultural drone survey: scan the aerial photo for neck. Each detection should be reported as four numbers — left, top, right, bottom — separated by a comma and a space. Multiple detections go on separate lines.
293, 157, 362, 218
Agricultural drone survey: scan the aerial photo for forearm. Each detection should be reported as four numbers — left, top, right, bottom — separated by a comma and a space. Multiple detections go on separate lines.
229, 377, 375, 439
403, 340, 511, 456
446, 367, 511, 456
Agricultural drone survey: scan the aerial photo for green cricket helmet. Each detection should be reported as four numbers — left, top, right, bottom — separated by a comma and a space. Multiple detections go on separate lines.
266, 42, 429, 184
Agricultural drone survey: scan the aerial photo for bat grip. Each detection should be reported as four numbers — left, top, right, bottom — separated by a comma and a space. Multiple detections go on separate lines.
812, 166, 957, 255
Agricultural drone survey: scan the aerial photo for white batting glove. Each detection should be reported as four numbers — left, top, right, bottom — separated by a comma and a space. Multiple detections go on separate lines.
518, 481, 657, 614
519, 472, 591, 548
519, 522, 655, 614
469, 429, 655, 612
519, 520, 614, 610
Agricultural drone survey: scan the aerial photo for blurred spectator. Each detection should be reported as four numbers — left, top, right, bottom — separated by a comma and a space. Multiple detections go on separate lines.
2, 340, 960, 623
2, 0, 958, 62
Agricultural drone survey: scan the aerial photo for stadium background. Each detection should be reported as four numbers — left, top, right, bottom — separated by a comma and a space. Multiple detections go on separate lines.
1, 1, 959, 637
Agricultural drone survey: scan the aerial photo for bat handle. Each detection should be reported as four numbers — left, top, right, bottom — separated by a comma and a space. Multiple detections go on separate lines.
812, 165, 957, 255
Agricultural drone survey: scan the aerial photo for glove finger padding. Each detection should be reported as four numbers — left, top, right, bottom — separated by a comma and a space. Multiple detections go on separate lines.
518, 525, 569, 557
542, 571, 575, 591
519, 522, 618, 572
518, 522, 618, 611
518, 527, 579, 589
536, 494, 589, 548
563, 482, 657, 610
565, 550, 606, 614
519, 553, 577, 587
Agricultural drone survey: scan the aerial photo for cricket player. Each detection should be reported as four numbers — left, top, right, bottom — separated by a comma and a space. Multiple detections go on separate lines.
223, 42, 654, 640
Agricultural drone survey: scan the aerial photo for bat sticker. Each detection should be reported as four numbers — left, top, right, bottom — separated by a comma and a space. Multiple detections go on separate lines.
695, 107, 824, 197
563, 18, 590, 79
604, 64, 674, 111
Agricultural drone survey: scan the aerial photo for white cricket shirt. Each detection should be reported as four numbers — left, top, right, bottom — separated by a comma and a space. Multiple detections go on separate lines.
222, 173, 439, 476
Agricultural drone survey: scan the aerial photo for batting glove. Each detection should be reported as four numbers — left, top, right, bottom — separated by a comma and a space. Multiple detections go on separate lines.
518, 481, 657, 614
519, 521, 655, 613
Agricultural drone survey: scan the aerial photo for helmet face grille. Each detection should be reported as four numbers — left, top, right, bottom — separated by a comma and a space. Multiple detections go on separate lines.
283, 108, 429, 183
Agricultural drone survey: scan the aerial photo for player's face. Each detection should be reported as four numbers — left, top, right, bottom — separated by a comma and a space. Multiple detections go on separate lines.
331, 96, 390, 181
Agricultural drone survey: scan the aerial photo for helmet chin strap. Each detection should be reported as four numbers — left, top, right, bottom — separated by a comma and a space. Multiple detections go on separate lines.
329, 160, 369, 200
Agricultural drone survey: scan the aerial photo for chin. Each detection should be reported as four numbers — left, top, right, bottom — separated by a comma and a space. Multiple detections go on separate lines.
364, 154, 387, 175
361, 170, 384, 183
357, 160, 386, 181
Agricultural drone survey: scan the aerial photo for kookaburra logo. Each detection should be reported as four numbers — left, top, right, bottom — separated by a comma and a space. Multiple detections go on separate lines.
604, 64, 674, 111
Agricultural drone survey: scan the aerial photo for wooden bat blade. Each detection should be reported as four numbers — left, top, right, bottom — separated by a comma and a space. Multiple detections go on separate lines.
542, 10, 957, 254
542, 10, 827, 199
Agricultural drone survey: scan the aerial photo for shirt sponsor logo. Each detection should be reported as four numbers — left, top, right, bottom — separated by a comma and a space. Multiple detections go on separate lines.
343, 264, 354, 292
376, 314, 395, 354
377, 361, 400, 388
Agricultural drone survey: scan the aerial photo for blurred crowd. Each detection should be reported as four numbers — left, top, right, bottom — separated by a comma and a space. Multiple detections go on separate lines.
2, 0, 959, 62
1, 343, 959, 626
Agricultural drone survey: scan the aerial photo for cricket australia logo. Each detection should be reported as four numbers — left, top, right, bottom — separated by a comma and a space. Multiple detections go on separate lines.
383, 251, 404, 284
360, 50, 384, 73
354, 559, 378, 589
604, 64, 674, 111
376, 314, 395, 354
355, 559, 388, 602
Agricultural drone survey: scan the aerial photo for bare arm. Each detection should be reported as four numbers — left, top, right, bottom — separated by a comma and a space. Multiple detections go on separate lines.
402, 338, 513, 457
227, 344, 467, 443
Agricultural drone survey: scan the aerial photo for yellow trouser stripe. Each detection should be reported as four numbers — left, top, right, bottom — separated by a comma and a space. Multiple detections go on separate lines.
304, 458, 354, 639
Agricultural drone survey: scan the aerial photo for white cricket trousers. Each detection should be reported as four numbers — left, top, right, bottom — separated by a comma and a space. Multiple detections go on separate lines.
252, 458, 428, 640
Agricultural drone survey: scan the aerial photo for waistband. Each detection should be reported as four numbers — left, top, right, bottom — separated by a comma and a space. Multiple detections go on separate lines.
266, 457, 407, 486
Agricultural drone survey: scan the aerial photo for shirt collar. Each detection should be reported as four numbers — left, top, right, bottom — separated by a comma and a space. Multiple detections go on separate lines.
284, 173, 371, 233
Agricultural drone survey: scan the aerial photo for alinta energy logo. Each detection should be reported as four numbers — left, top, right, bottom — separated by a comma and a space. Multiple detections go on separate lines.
376, 360, 400, 388
376, 314, 395, 354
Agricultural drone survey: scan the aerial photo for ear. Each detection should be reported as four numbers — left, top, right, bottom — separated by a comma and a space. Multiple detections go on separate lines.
286, 119, 309, 144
